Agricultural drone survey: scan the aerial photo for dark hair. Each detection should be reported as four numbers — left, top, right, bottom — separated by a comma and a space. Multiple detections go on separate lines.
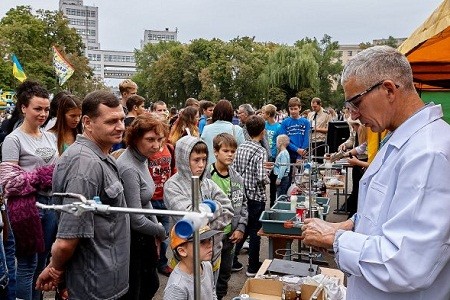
288, 97, 302, 108
42, 90, 70, 128
50, 93, 82, 154
82, 90, 120, 118
126, 95, 145, 112
124, 114, 169, 148
191, 141, 208, 155
5, 80, 49, 134
213, 133, 237, 151
246, 115, 265, 137
212, 99, 233, 123
199, 100, 215, 113
49, 91, 70, 119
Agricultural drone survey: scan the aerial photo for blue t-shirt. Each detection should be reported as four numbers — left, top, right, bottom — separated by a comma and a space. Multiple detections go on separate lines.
280, 116, 310, 160
265, 121, 281, 160
198, 115, 207, 135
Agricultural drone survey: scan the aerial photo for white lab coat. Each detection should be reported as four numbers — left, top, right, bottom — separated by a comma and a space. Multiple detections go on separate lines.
335, 104, 450, 300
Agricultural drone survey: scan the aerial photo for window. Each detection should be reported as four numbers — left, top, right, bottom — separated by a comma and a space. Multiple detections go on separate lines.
347, 51, 353, 56
69, 19, 96, 26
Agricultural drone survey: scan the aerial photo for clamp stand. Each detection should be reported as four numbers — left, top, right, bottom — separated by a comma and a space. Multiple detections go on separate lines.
37, 176, 207, 300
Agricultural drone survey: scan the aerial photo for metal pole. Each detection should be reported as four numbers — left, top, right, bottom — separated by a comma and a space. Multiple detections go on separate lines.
192, 176, 201, 300
307, 125, 315, 274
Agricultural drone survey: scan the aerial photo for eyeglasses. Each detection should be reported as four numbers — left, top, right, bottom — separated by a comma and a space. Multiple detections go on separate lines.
344, 80, 385, 113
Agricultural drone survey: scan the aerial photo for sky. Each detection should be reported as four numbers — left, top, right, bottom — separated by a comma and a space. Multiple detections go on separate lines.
0, 0, 444, 52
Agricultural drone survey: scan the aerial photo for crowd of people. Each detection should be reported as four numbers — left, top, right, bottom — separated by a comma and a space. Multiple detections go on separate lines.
0, 45, 449, 300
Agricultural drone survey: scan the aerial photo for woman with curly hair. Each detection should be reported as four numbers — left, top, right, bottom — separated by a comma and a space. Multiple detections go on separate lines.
168, 106, 199, 145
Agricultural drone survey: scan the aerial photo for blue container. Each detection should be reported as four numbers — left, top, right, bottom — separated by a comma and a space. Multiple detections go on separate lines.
259, 211, 302, 236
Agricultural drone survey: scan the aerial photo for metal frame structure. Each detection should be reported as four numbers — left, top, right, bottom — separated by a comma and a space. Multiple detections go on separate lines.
37, 176, 207, 300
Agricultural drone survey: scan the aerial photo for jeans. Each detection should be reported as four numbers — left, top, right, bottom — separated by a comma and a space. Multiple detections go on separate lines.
151, 200, 170, 269
233, 200, 265, 272
0, 211, 16, 300
276, 176, 290, 199
216, 234, 235, 299
16, 195, 57, 300
0, 229, 8, 290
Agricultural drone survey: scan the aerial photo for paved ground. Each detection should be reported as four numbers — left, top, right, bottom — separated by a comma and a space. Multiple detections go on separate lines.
44, 178, 350, 300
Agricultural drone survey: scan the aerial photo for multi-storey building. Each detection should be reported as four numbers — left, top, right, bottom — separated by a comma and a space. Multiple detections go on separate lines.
141, 28, 178, 47
337, 38, 406, 66
59, 0, 136, 80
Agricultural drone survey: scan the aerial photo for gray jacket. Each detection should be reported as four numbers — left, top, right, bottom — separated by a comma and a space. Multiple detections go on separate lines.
164, 135, 234, 265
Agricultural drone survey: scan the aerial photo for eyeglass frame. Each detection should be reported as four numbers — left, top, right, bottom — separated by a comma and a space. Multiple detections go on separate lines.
344, 80, 399, 113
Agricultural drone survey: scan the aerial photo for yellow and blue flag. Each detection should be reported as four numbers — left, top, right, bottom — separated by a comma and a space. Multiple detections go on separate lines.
12, 54, 27, 82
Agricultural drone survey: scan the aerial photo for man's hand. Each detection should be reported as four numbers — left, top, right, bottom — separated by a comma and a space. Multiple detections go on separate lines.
36, 266, 64, 292
338, 143, 346, 152
301, 218, 338, 249
229, 230, 244, 244
297, 148, 306, 156
276, 179, 281, 185
263, 161, 274, 172
347, 156, 361, 166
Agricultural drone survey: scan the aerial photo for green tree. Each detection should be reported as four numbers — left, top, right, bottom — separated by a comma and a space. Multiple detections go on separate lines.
0, 6, 102, 96
258, 42, 320, 102
267, 87, 287, 110
295, 35, 344, 107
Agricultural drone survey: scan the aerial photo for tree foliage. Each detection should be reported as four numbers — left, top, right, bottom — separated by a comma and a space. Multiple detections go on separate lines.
0, 6, 104, 97
134, 34, 344, 110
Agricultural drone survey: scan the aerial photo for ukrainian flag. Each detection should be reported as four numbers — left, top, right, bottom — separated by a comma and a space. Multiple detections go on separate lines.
12, 54, 27, 82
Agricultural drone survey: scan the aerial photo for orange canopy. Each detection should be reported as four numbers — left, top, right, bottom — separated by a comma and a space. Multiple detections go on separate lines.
398, 0, 450, 89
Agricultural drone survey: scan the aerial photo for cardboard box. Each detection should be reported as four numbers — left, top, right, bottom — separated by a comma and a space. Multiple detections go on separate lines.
239, 278, 283, 300
319, 267, 345, 286
301, 284, 325, 300
239, 278, 326, 300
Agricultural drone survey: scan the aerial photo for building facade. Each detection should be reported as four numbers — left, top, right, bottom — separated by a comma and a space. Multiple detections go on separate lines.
141, 28, 178, 47
59, 0, 136, 80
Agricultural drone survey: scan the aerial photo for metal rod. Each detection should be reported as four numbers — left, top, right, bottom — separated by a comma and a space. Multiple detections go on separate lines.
36, 203, 213, 219
192, 176, 201, 300
307, 125, 315, 274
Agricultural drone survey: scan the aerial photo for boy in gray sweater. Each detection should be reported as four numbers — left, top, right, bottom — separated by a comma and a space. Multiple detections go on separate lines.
205, 133, 248, 300
164, 224, 221, 300
164, 136, 234, 277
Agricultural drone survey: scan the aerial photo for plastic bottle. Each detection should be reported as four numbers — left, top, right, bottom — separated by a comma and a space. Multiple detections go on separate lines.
324, 158, 332, 178
290, 195, 297, 211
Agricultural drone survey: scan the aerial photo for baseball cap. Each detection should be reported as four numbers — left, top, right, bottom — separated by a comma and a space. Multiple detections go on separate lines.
170, 224, 221, 250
